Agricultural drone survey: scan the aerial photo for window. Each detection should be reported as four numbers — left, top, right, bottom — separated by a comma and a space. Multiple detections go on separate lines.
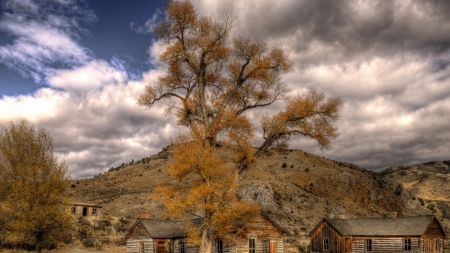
365, 239, 372, 252
263, 240, 270, 253
249, 239, 256, 253
404, 238, 411, 251
424, 239, 429, 252
140, 242, 145, 253
436, 239, 441, 252
216, 240, 223, 253
72, 207, 76, 214
323, 238, 329, 251
92, 208, 97, 215
180, 242, 185, 253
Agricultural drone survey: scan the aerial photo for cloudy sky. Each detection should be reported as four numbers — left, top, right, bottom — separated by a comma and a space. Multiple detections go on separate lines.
1, 0, 449, 179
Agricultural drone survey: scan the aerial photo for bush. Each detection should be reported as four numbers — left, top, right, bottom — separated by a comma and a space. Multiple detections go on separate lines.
114, 237, 127, 246
94, 239, 103, 250
76, 217, 92, 240
418, 198, 425, 206
282, 163, 287, 168
305, 168, 310, 172
82, 237, 95, 247
114, 217, 132, 233
94, 217, 112, 231
427, 203, 436, 212
71, 184, 76, 188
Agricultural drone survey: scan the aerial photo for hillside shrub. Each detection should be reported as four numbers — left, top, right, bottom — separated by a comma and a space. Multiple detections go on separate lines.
94, 239, 103, 250
76, 217, 93, 240
305, 168, 310, 172
282, 163, 287, 168
94, 217, 112, 232
418, 198, 425, 206
82, 237, 95, 247
114, 217, 132, 233
114, 237, 127, 246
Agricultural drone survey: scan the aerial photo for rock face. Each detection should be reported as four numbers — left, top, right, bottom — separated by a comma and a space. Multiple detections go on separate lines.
239, 183, 278, 212
381, 160, 450, 232
70, 149, 450, 236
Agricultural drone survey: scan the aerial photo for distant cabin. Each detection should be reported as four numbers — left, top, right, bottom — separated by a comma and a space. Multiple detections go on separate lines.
125, 211, 285, 253
71, 203, 102, 216
309, 215, 446, 253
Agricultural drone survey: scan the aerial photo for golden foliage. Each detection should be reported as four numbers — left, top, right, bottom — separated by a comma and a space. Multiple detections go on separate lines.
152, 134, 259, 246
137, 0, 292, 158
258, 88, 343, 153
0, 120, 72, 253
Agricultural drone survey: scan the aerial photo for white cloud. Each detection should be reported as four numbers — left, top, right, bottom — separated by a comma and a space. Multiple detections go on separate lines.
0, 88, 68, 122
47, 60, 127, 91
0, 41, 182, 179
131, 8, 164, 35
0, 0, 93, 82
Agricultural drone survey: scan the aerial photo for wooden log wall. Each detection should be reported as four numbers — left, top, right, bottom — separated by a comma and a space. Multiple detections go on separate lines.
310, 222, 346, 253
127, 239, 154, 253
233, 215, 284, 253
420, 217, 445, 253
352, 237, 419, 253
174, 239, 198, 253
211, 240, 235, 253
419, 238, 444, 253
127, 222, 154, 253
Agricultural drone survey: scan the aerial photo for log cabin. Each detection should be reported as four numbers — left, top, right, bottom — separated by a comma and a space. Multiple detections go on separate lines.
126, 211, 285, 253
309, 215, 446, 253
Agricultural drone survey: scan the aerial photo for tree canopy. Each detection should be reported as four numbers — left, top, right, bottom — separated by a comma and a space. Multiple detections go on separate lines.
0, 120, 72, 253
139, 1, 343, 253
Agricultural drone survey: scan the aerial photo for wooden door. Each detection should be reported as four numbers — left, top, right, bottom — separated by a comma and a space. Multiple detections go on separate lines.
158, 242, 165, 253
270, 241, 277, 253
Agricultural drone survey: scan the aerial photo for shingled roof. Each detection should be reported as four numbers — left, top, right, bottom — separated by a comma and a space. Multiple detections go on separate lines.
312, 215, 445, 237
127, 211, 285, 240
138, 218, 187, 238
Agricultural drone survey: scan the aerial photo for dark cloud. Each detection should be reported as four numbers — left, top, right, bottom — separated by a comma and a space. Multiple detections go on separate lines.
200, 0, 450, 66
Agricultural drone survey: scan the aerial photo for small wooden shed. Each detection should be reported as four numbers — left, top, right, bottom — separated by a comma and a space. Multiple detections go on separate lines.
71, 203, 102, 216
309, 215, 446, 253
125, 212, 285, 253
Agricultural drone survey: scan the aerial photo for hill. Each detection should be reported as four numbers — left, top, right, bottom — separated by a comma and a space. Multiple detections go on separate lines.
69, 147, 449, 237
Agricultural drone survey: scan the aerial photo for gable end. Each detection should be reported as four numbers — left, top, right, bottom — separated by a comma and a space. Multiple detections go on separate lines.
126, 220, 151, 240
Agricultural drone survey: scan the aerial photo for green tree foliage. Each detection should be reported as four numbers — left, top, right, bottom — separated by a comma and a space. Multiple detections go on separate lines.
0, 120, 72, 253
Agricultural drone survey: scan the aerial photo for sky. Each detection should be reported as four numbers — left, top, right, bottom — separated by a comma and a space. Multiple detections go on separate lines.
1, 0, 450, 179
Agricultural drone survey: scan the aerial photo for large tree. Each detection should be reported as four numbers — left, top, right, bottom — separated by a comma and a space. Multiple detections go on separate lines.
0, 120, 72, 253
139, 1, 342, 253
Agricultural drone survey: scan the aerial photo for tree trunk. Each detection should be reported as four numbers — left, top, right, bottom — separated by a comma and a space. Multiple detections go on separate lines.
199, 228, 213, 253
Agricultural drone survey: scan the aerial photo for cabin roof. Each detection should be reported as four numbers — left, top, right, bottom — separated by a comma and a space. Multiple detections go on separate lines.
71, 203, 102, 208
126, 211, 285, 240
136, 218, 202, 239
319, 215, 444, 237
